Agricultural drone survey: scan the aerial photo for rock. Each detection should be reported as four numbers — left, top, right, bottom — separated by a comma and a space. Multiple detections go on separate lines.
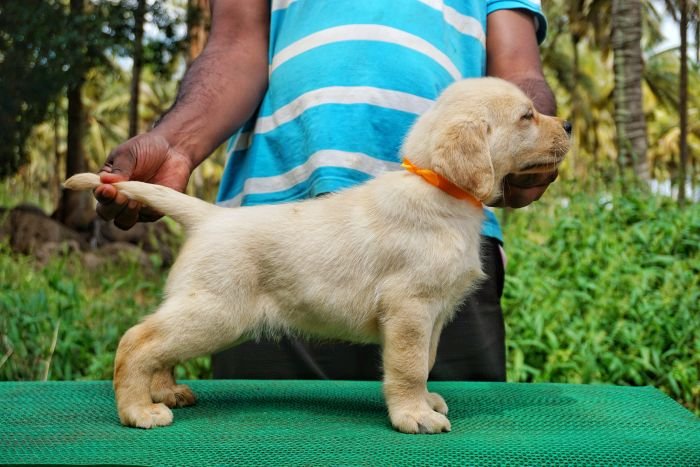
34, 240, 82, 266
80, 242, 154, 271
0, 205, 88, 254
0, 204, 179, 270
95, 218, 178, 266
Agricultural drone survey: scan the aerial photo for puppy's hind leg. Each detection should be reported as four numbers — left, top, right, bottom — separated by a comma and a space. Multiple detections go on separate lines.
114, 295, 245, 428
150, 368, 196, 408
113, 316, 175, 429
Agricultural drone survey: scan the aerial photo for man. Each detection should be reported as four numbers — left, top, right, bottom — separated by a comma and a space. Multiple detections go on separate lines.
95, 0, 558, 381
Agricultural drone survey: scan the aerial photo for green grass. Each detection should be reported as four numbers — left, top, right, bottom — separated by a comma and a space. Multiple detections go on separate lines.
501, 185, 700, 414
0, 242, 210, 382
1, 188, 698, 415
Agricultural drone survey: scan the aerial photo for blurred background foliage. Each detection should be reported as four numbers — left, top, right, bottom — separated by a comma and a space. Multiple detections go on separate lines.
0, 0, 698, 414
502, 182, 699, 414
1, 0, 697, 207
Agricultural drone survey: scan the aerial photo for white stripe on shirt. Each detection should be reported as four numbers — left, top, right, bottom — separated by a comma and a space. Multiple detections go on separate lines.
270, 25, 463, 80
218, 150, 402, 207
254, 86, 435, 134
271, 0, 297, 12
417, 0, 485, 44
272, 0, 485, 44
229, 131, 252, 154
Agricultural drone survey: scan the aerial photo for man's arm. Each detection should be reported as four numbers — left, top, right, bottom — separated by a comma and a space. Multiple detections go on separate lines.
153, 0, 270, 166
95, 0, 270, 228
486, 9, 559, 208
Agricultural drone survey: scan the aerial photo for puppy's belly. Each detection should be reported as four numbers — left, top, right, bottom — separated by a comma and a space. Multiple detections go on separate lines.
261, 290, 382, 344
288, 309, 380, 344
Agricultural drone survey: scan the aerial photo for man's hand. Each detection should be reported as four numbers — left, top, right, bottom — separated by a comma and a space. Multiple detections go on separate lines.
488, 170, 559, 208
94, 0, 270, 230
487, 9, 560, 208
95, 133, 193, 230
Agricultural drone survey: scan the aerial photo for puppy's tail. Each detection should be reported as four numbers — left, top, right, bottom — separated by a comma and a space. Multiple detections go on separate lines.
63, 173, 220, 229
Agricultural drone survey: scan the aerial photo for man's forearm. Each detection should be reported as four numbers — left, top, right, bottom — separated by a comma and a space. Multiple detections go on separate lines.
486, 9, 556, 116
152, 47, 268, 167
151, 0, 270, 168
503, 75, 556, 116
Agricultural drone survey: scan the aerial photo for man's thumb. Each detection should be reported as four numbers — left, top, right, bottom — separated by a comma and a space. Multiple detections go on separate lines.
99, 146, 137, 183
99, 171, 129, 184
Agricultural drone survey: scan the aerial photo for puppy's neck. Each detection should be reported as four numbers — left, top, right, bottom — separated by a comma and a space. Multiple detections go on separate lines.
401, 159, 483, 209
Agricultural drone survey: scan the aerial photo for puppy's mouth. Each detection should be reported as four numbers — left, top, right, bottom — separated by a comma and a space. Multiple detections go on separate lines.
516, 141, 570, 174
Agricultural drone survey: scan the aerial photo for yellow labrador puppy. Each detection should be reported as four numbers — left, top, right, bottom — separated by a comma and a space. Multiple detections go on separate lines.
65, 77, 570, 434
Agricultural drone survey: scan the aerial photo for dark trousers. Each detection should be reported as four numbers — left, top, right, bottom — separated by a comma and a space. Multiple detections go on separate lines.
212, 236, 506, 382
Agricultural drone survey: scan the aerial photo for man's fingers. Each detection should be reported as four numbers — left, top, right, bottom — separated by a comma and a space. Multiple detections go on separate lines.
506, 170, 558, 189
113, 200, 142, 231
498, 169, 558, 208
96, 183, 162, 226
99, 171, 129, 184
94, 184, 116, 205
101, 146, 137, 178
502, 184, 547, 208
138, 206, 164, 223
95, 185, 132, 221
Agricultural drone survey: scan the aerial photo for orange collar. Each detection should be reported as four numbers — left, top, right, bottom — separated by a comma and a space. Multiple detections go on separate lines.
401, 158, 483, 209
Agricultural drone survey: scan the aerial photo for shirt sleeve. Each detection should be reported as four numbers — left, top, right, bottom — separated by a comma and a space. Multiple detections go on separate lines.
486, 0, 548, 44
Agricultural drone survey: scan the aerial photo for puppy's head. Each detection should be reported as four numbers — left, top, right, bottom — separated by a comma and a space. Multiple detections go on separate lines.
402, 77, 570, 204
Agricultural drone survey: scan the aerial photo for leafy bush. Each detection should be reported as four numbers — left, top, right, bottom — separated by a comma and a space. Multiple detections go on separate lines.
0, 243, 210, 382
502, 187, 700, 414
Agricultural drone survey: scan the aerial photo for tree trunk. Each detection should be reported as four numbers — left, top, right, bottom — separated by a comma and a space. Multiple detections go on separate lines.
53, 102, 62, 202
187, 0, 210, 66
695, 2, 699, 64
571, 33, 581, 181
128, 0, 146, 138
678, 0, 689, 205
55, 0, 93, 229
66, 78, 85, 178
611, 0, 648, 183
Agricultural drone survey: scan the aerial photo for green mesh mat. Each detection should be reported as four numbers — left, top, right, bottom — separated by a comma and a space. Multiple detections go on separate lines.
1, 380, 698, 466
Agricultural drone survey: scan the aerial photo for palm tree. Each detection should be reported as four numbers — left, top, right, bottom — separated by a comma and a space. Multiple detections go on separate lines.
612, 0, 649, 183
678, 0, 690, 204
660, 0, 700, 204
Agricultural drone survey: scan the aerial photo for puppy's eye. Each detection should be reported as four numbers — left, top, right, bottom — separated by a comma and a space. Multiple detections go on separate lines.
521, 110, 534, 121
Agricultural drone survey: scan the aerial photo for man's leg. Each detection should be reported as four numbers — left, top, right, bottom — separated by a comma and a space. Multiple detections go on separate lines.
212, 338, 382, 380
429, 236, 506, 381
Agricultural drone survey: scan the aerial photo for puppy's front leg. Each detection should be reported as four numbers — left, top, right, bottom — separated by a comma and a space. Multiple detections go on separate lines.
381, 305, 451, 434
425, 317, 449, 415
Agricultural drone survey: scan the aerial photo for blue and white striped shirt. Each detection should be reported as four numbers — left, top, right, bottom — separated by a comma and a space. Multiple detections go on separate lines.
216, 0, 546, 242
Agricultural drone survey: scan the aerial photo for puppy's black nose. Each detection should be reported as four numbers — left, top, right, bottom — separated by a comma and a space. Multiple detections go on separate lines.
563, 121, 573, 135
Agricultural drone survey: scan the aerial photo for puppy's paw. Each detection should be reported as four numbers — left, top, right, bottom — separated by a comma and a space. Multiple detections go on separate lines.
425, 391, 448, 415
390, 406, 451, 434
120, 403, 174, 429
152, 384, 196, 408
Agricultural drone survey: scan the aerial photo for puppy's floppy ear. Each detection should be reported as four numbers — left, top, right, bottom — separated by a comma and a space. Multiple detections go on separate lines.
432, 119, 494, 201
